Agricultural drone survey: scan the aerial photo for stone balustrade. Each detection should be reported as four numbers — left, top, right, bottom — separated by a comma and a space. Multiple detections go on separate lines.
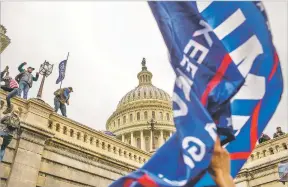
0, 90, 151, 187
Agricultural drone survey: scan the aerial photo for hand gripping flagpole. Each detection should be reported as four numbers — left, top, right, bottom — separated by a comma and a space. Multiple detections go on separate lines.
60, 52, 69, 89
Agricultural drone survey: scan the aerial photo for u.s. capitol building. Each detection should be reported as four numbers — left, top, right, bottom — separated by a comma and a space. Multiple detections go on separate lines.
0, 57, 286, 187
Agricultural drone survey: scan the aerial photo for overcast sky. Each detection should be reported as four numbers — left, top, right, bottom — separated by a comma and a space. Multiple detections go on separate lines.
0, 1, 287, 137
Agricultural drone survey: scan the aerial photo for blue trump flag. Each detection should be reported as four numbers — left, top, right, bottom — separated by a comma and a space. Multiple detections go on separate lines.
56, 60, 67, 84
110, 1, 283, 187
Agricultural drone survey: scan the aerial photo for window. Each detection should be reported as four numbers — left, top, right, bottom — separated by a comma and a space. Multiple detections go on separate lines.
114, 121, 116, 128
145, 137, 150, 152
137, 112, 140, 121
137, 138, 141, 149
130, 114, 133, 122
166, 113, 170, 121
118, 118, 120, 126
152, 111, 155, 119
123, 116, 126, 124
159, 112, 163, 120
144, 111, 148, 120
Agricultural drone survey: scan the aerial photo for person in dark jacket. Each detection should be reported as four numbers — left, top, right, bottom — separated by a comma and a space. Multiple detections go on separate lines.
0, 110, 21, 162
273, 127, 286, 138
2, 75, 19, 114
15, 62, 39, 99
258, 133, 271, 143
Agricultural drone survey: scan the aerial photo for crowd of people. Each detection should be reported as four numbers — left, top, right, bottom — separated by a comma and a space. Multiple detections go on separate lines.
0, 62, 73, 162
258, 126, 286, 144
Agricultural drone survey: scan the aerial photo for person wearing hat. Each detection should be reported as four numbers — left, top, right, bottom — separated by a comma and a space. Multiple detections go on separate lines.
1, 74, 19, 113
0, 110, 21, 162
15, 62, 39, 99
53, 87, 73, 117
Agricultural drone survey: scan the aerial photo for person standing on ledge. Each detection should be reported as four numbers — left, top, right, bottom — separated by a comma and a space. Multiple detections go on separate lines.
54, 87, 73, 117
0, 110, 21, 162
15, 62, 39, 99
1, 75, 19, 114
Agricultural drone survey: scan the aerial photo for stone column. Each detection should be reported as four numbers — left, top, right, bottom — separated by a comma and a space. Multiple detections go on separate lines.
159, 130, 164, 146
7, 125, 54, 187
150, 130, 153, 151
140, 130, 144, 150
130, 132, 134, 146
121, 134, 124, 142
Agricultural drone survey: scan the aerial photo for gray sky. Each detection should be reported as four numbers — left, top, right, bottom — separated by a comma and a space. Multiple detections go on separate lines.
1, 1, 287, 137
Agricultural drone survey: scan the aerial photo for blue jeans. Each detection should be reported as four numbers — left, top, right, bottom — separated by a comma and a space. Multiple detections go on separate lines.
54, 97, 67, 117
0, 131, 12, 162
6, 88, 19, 108
18, 81, 30, 99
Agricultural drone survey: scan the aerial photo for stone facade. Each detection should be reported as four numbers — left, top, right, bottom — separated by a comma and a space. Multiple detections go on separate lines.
0, 90, 151, 187
106, 61, 175, 152
235, 134, 288, 187
0, 25, 11, 54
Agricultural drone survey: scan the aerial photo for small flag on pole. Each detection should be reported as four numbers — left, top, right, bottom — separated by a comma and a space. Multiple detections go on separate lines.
56, 60, 67, 84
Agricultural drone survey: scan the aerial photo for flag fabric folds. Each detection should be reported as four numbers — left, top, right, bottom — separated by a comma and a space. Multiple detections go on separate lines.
56, 60, 67, 84
110, 1, 283, 187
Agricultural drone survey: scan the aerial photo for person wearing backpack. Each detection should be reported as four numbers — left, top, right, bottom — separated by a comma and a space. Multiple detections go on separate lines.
15, 62, 39, 99
0, 110, 21, 162
54, 87, 73, 117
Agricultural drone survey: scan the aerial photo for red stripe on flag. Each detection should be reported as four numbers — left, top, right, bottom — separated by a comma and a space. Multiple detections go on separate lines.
250, 101, 261, 150
201, 54, 232, 105
123, 179, 134, 187
138, 174, 159, 187
230, 152, 250, 160
268, 52, 279, 81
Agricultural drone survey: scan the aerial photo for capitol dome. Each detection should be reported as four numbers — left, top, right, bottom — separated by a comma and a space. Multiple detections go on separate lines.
106, 58, 175, 153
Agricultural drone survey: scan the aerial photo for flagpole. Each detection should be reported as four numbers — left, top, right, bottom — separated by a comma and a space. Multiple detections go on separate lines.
60, 52, 69, 89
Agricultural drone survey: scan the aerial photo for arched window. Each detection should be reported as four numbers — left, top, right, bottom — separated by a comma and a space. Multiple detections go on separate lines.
144, 111, 148, 120
137, 112, 140, 121
114, 121, 116, 128
63, 126, 67, 135
84, 134, 88, 142
145, 137, 150, 152
159, 112, 163, 120
166, 113, 170, 121
137, 138, 141, 149
130, 114, 133, 122
118, 118, 120, 126
70, 129, 74, 137
123, 116, 126, 124
152, 111, 155, 119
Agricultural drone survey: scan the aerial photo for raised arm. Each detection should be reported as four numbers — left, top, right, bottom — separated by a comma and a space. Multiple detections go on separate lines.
18, 62, 27, 72
209, 137, 235, 187
33, 72, 39, 81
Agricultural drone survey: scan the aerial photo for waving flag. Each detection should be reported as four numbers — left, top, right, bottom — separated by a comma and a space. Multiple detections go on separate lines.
56, 60, 67, 84
110, 2, 283, 187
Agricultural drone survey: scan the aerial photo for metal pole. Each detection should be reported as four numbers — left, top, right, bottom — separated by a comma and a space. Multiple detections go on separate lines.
37, 73, 46, 99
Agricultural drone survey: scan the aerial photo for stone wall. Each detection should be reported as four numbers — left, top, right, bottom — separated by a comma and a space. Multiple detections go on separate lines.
235, 134, 288, 187
0, 90, 151, 187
